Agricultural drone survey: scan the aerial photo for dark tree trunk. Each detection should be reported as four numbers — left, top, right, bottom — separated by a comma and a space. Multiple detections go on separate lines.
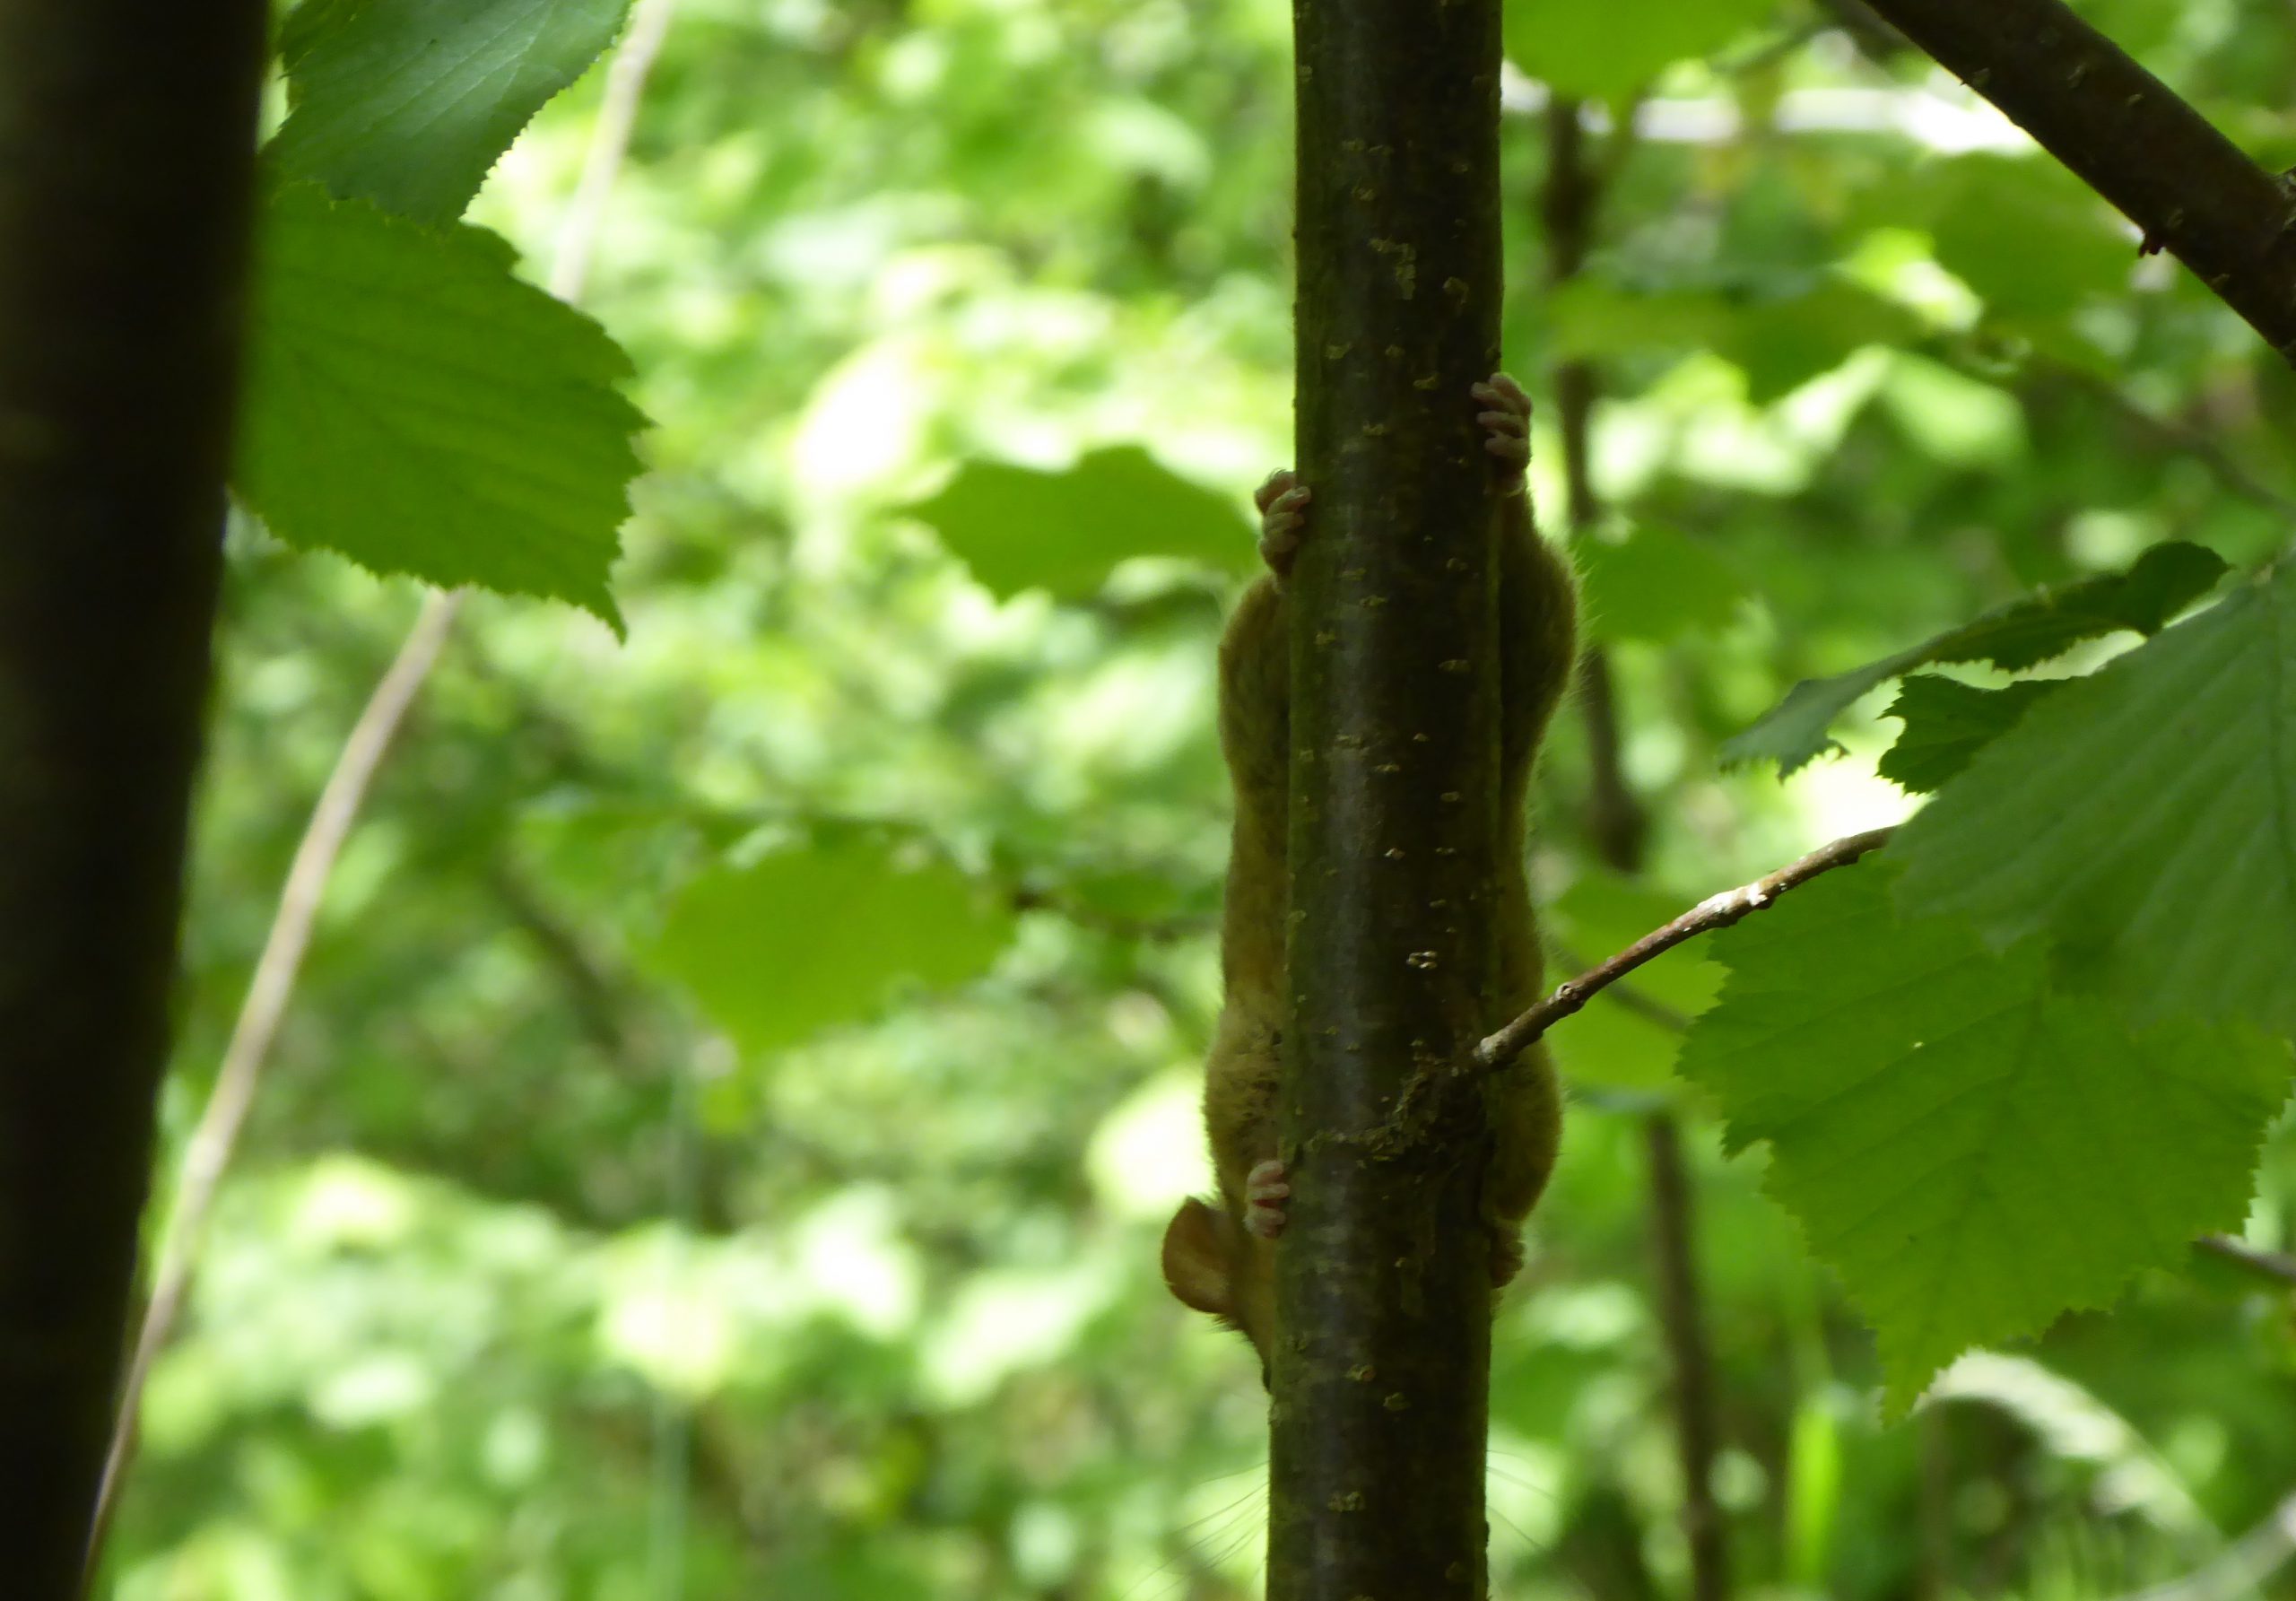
1271, 1, 1505, 1596
0, 2, 268, 1589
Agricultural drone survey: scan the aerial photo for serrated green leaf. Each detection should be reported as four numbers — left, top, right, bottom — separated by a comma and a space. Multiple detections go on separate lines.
236, 183, 644, 625
1926, 540, 2228, 671
272, 0, 631, 224
1723, 542, 2226, 774
653, 838, 1017, 1057
1504, 0, 1775, 101
1678, 863, 2287, 1414
1575, 523, 1745, 646
1894, 563, 2296, 1037
1878, 676, 2060, 795
905, 446, 1254, 600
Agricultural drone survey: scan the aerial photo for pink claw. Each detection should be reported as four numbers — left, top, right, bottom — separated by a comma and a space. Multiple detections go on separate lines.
1472, 373, 1533, 482
1254, 472, 1311, 579
1244, 1158, 1290, 1240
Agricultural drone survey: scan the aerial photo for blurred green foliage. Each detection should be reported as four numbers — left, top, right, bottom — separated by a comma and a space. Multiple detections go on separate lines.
100, 0, 2296, 1596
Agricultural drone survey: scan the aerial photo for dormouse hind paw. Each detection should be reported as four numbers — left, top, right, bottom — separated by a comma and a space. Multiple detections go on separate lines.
1243, 1157, 1290, 1240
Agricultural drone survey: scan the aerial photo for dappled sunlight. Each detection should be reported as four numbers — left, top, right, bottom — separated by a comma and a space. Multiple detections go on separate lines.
82, 0, 2296, 1594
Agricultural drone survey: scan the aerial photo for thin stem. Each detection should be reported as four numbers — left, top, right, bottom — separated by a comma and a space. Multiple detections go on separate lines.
91, 592, 458, 1542
2109, 1485, 2296, 1601
1548, 948, 1691, 1033
550, 0, 678, 302
1480, 827, 1898, 1065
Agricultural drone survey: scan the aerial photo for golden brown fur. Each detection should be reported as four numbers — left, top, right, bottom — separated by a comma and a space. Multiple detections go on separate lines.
1162, 375, 1578, 1374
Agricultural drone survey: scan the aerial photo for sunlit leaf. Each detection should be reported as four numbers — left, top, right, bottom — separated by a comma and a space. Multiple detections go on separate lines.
1678, 863, 2286, 1414
1895, 562, 2296, 1036
273, 0, 632, 224
1877, 675, 2059, 795
236, 184, 644, 625
1722, 283, 1918, 405
906, 447, 1255, 600
1874, 356, 2024, 467
1723, 542, 2226, 774
1504, 0, 1776, 100
652, 837, 1016, 1057
1920, 156, 2134, 319
1545, 280, 1730, 361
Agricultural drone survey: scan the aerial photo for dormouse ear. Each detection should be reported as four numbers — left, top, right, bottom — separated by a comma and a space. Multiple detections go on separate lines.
1161, 1197, 1233, 1318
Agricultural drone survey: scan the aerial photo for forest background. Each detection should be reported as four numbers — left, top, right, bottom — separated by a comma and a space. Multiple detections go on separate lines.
88, 0, 2296, 1597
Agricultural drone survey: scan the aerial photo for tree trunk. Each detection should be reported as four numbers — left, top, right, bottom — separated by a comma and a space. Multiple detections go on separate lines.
0, 3, 268, 1589
1271, 2, 1505, 1596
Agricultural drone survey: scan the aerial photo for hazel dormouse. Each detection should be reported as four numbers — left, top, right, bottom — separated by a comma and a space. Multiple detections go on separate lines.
1161, 372, 1578, 1381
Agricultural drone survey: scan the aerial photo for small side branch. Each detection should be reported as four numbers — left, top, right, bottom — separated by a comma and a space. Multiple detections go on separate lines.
2197, 1233, 2296, 1290
91, 589, 459, 1550
1857, 0, 2296, 363
1479, 826, 1897, 1064
2108, 1484, 2296, 1601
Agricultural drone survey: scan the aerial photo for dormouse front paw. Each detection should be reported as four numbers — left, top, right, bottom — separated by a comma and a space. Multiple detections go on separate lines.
1253, 470, 1312, 581
1471, 372, 1532, 495
1243, 1157, 1290, 1240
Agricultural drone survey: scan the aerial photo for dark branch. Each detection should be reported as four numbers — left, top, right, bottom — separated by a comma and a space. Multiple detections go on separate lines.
1544, 100, 1652, 873
1857, 0, 2296, 364
1480, 827, 1898, 1064
1642, 1113, 1728, 1601
1542, 97, 1728, 1601
1549, 949, 1691, 1033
